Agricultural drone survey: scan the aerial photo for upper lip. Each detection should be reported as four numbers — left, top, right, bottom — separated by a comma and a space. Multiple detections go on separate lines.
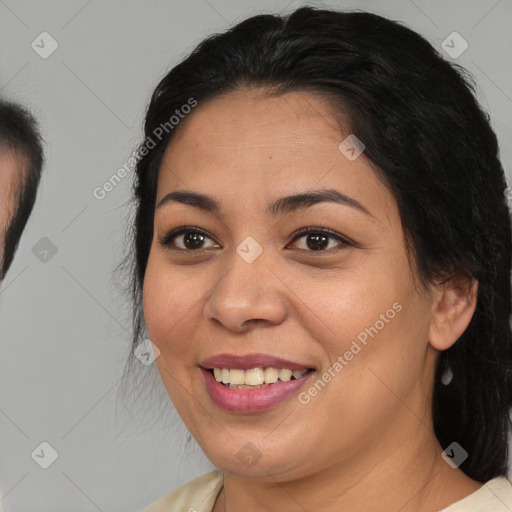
199, 353, 315, 371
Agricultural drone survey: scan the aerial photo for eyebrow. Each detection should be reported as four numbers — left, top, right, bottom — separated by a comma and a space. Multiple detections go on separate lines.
156, 188, 372, 217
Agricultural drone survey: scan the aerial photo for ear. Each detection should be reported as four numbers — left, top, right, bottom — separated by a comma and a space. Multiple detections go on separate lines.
428, 274, 478, 351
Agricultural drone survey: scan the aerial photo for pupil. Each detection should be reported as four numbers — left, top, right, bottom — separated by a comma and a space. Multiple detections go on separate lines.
184, 232, 204, 249
307, 234, 328, 250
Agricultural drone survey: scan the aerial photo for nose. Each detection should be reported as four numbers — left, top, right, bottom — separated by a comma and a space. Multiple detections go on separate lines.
203, 251, 288, 333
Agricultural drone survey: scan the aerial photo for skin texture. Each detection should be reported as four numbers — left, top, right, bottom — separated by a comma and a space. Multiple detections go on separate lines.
0, 150, 20, 277
143, 88, 481, 512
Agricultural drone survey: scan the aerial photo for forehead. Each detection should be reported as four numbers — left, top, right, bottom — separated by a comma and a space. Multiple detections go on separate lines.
164, 88, 345, 164
156, 88, 396, 223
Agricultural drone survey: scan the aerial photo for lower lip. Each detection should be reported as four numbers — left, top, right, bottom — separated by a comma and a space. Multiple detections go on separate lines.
200, 367, 315, 413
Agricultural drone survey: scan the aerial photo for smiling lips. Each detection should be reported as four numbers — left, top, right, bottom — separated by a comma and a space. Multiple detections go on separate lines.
199, 353, 316, 413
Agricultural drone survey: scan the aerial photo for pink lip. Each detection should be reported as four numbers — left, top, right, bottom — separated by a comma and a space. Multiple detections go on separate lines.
200, 367, 316, 413
199, 353, 314, 371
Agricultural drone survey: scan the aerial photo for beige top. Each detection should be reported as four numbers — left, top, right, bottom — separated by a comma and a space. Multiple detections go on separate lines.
142, 470, 512, 511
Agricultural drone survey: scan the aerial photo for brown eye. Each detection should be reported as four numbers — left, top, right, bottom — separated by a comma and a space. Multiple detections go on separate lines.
160, 227, 220, 251
181, 231, 207, 249
304, 233, 329, 250
289, 227, 351, 252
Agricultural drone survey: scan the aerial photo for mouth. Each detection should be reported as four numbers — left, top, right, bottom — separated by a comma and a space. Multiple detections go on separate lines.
199, 354, 317, 413
206, 367, 315, 389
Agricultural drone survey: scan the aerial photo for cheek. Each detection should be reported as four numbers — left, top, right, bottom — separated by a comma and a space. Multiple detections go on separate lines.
282, 260, 406, 355
289, 257, 430, 397
142, 255, 201, 360
142, 257, 201, 411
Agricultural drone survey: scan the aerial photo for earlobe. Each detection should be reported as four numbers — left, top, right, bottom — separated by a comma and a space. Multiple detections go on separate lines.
428, 275, 478, 351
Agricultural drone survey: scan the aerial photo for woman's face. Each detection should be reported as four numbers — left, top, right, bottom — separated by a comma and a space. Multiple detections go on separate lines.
143, 88, 440, 481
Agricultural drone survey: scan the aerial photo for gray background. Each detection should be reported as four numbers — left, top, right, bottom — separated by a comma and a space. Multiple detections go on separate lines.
0, 0, 511, 510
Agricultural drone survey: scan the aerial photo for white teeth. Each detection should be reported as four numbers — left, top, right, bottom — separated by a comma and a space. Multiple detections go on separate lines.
229, 369, 245, 385
212, 367, 310, 386
278, 369, 292, 382
264, 367, 279, 384
245, 368, 265, 385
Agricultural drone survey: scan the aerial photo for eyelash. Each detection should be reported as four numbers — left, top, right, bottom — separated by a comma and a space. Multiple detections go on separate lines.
158, 226, 353, 253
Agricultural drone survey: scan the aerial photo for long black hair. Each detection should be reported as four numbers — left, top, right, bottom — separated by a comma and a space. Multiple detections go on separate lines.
123, 6, 512, 481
